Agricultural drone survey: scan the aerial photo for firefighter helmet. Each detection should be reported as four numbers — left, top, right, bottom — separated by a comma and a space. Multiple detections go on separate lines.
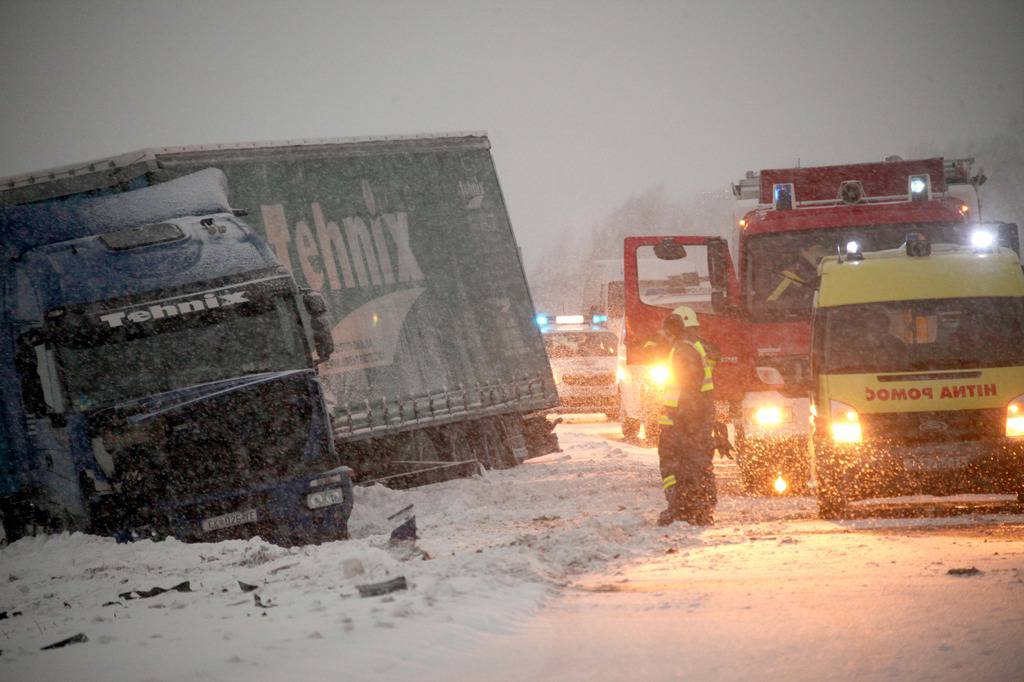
667, 305, 700, 328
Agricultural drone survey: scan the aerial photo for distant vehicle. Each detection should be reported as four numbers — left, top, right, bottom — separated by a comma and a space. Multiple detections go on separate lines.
620, 156, 1016, 491
810, 235, 1024, 517
538, 314, 618, 419
0, 169, 353, 544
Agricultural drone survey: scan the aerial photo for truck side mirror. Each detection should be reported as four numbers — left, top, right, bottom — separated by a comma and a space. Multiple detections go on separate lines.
302, 291, 334, 363
15, 332, 47, 417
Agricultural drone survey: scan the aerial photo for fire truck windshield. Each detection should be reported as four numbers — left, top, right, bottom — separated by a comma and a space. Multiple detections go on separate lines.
746, 222, 970, 321
821, 297, 1024, 374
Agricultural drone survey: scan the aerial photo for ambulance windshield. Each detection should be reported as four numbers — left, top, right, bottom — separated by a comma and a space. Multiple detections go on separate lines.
822, 297, 1024, 374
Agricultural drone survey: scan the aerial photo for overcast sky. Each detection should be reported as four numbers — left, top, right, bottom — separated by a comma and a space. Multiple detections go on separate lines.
2, 0, 1022, 269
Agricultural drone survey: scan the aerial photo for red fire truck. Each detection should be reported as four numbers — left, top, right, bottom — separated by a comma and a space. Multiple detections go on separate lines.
618, 156, 1016, 493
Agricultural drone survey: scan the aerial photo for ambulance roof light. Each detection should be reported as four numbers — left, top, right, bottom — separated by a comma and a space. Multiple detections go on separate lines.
970, 229, 995, 251
845, 240, 864, 261
905, 232, 931, 257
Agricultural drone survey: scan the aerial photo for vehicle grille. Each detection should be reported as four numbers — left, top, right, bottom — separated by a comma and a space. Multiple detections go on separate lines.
860, 408, 1003, 443
562, 373, 615, 386
105, 373, 324, 499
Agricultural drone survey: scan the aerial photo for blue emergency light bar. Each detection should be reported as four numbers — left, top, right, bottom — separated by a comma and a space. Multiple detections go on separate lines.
535, 313, 609, 327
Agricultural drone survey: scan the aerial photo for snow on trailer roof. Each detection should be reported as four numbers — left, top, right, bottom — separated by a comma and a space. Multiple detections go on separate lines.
0, 131, 490, 206
816, 244, 1024, 308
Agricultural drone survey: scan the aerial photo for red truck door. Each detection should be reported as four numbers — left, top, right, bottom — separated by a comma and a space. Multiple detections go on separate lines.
623, 236, 747, 402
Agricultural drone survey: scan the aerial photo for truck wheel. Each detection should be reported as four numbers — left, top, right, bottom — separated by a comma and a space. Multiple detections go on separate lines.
738, 461, 770, 496
621, 417, 640, 441
817, 491, 848, 520
642, 419, 661, 447
815, 452, 848, 519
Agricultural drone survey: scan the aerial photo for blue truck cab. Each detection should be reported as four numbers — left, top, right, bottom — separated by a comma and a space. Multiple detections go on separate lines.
1, 169, 353, 545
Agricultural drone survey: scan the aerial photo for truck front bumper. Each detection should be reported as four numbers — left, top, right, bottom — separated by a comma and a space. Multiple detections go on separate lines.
817, 438, 1024, 499
161, 467, 355, 546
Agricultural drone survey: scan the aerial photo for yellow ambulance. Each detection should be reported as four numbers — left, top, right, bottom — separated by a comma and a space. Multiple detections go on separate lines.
809, 233, 1024, 517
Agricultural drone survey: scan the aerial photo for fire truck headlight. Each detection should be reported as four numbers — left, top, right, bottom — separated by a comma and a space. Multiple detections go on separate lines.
970, 229, 995, 250
648, 364, 670, 386
750, 405, 792, 427
1006, 398, 1024, 437
830, 400, 862, 443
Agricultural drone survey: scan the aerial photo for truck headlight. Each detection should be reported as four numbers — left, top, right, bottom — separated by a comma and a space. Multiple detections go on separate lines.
1006, 397, 1024, 437
307, 488, 346, 510
830, 400, 861, 443
648, 364, 670, 386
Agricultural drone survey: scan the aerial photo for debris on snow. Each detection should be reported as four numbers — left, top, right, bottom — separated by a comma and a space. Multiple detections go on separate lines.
947, 566, 983, 576
357, 576, 409, 597
41, 633, 88, 650
118, 580, 192, 600
238, 581, 259, 593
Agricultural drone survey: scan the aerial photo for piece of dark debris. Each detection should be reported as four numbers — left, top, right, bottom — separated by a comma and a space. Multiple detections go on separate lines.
41, 633, 88, 650
238, 581, 259, 593
253, 593, 275, 608
947, 567, 983, 576
357, 576, 408, 598
119, 581, 192, 600
0, 610, 23, 620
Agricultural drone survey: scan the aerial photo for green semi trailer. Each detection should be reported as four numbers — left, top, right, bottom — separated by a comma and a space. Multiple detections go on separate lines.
1, 133, 559, 485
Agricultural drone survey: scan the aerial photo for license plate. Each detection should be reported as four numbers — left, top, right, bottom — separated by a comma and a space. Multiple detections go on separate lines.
200, 508, 258, 533
306, 487, 346, 510
903, 455, 970, 472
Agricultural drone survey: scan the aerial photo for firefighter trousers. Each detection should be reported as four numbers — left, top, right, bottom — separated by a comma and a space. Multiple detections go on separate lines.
658, 418, 716, 521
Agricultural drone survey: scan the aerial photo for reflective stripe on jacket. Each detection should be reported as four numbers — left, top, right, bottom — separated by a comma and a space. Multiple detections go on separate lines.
659, 340, 714, 426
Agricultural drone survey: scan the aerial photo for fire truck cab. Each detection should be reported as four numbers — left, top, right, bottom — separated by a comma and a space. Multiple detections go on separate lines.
811, 236, 1024, 517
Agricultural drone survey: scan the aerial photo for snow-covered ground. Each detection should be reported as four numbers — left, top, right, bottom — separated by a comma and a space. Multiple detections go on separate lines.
2, 418, 1023, 681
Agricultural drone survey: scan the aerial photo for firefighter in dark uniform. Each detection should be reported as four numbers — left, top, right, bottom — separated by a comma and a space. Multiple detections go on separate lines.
657, 305, 718, 526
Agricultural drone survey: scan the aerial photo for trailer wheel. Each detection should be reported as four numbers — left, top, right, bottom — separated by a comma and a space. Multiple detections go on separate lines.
621, 417, 640, 441
815, 452, 848, 519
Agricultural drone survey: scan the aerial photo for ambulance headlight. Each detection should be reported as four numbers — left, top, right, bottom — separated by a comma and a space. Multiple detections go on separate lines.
535, 314, 549, 326
1006, 396, 1024, 438
648, 364, 670, 386
845, 240, 860, 254
970, 229, 995, 250
830, 400, 862, 443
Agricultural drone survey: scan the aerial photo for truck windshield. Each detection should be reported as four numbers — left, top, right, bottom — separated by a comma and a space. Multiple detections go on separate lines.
56, 290, 309, 411
746, 222, 976, 321
544, 332, 618, 359
822, 297, 1024, 374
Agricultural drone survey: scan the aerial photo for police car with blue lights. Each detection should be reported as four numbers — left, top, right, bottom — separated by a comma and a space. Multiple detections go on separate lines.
536, 313, 620, 419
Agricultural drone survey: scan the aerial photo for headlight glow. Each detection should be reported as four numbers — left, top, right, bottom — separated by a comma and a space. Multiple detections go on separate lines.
648, 364, 670, 386
616, 366, 626, 383
754, 406, 784, 426
1007, 397, 1024, 437
830, 401, 862, 443
773, 474, 788, 494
